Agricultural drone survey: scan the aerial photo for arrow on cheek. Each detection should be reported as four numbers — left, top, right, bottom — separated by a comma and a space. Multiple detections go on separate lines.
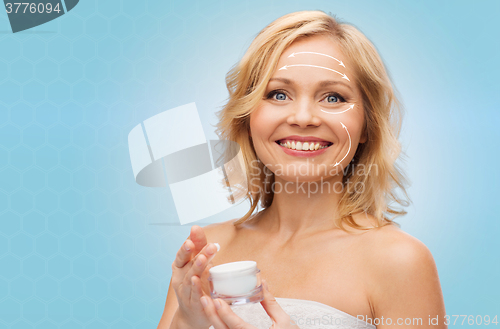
333, 122, 351, 167
321, 104, 354, 115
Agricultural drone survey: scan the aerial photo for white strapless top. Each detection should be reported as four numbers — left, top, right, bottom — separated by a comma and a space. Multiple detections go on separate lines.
209, 297, 376, 329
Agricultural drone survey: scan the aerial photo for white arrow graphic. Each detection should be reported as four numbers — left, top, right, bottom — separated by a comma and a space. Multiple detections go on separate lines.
288, 51, 345, 67
279, 64, 350, 81
333, 122, 351, 167
320, 104, 354, 115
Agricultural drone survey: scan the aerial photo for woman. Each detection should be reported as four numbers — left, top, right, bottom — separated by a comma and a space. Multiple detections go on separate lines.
159, 10, 447, 329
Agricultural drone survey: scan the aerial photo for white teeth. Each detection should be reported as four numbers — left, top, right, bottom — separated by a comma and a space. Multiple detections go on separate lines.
278, 140, 331, 151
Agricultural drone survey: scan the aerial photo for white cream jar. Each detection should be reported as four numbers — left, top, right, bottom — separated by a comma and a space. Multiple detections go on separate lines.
208, 261, 263, 305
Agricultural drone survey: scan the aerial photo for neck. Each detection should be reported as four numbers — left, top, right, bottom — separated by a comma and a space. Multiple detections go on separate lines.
259, 173, 344, 239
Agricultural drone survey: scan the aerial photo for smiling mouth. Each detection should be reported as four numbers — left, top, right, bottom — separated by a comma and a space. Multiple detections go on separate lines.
275, 140, 333, 151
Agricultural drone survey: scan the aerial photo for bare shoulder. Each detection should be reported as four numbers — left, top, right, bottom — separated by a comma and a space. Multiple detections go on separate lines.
356, 214, 446, 320
200, 218, 238, 247
351, 213, 438, 287
361, 219, 436, 274
201, 212, 260, 244
350, 212, 431, 260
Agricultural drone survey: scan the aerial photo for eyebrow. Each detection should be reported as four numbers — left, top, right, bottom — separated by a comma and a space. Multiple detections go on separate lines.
268, 77, 353, 92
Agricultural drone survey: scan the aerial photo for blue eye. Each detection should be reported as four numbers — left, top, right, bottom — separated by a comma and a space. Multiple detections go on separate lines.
325, 93, 346, 103
327, 95, 339, 103
266, 90, 287, 101
275, 92, 286, 100
265, 90, 346, 103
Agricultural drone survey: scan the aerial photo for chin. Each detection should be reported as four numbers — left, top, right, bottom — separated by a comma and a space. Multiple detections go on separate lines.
274, 173, 333, 184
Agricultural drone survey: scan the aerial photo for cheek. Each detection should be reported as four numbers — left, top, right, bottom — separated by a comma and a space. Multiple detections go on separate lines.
249, 105, 279, 140
325, 110, 365, 142
348, 114, 365, 139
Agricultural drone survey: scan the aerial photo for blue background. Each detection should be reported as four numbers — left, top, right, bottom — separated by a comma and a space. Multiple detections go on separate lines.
0, 0, 498, 327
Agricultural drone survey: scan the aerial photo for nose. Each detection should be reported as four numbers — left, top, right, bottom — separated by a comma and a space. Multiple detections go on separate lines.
286, 98, 322, 128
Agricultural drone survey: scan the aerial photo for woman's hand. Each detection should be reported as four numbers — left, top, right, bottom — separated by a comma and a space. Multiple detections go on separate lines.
171, 225, 218, 328
200, 279, 299, 329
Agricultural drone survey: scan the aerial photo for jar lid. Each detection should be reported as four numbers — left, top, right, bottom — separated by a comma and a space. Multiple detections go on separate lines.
209, 261, 257, 279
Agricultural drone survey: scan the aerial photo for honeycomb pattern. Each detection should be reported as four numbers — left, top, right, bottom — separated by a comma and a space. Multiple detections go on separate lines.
0, 0, 268, 326
2, 0, 498, 326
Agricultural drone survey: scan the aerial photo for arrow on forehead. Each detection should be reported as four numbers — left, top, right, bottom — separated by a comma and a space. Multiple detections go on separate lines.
279, 64, 350, 81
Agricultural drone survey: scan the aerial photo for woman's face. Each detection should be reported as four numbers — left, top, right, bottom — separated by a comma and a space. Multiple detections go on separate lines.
249, 34, 366, 182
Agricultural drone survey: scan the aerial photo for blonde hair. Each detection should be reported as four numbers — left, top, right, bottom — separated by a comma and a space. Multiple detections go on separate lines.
215, 10, 410, 231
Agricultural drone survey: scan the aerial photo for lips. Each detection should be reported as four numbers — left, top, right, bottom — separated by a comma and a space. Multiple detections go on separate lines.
276, 140, 332, 151
275, 135, 333, 150
275, 140, 331, 157
275, 135, 333, 145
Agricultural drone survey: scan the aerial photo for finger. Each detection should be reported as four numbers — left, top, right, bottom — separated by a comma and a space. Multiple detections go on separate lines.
190, 225, 208, 254
200, 296, 229, 329
200, 263, 215, 294
185, 243, 218, 279
189, 275, 205, 306
172, 239, 194, 269
179, 253, 206, 298
213, 298, 255, 329
180, 243, 218, 297
260, 279, 289, 323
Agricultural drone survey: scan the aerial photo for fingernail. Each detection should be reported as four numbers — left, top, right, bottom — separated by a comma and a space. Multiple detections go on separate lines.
206, 244, 215, 255
200, 296, 208, 308
263, 279, 268, 290
214, 299, 221, 309
191, 276, 195, 286
184, 241, 191, 251
196, 257, 203, 267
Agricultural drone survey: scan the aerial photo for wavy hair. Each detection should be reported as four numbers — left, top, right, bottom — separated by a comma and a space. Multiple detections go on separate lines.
215, 10, 411, 231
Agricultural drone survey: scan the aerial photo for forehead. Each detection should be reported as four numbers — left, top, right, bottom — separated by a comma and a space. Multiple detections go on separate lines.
283, 34, 343, 60
271, 34, 355, 85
